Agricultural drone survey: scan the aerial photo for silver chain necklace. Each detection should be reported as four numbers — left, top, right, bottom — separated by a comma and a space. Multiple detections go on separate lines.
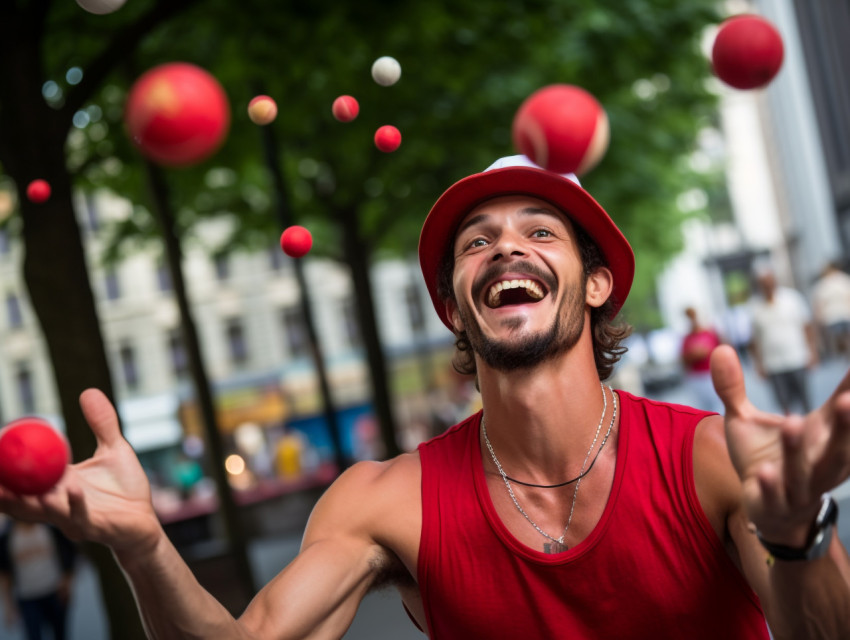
482, 383, 617, 554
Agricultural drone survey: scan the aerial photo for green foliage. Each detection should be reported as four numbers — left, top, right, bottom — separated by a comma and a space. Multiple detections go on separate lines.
49, 0, 720, 322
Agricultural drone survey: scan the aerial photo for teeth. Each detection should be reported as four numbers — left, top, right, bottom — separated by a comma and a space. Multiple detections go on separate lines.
486, 279, 545, 307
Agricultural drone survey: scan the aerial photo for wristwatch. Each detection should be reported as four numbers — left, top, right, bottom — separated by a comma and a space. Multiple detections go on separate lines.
756, 493, 838, 562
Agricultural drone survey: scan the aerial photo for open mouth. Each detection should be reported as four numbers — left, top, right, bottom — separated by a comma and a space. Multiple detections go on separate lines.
485, 278, 546, 308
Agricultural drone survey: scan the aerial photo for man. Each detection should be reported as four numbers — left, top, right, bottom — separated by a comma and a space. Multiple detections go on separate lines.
812, 261, 850, 359
0, 518, 76, 640
1, 156, 849, 638
749, 269, 819, 415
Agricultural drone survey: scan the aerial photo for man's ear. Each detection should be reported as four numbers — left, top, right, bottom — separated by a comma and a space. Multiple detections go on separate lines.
586, 266, 613, 309
445, 298, 464, 332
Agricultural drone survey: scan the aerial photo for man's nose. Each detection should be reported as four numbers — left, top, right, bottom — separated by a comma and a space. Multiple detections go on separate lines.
491, 232, 527, 261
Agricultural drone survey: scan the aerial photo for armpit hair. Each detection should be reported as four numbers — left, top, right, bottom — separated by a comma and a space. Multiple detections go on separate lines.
369, 549, 415, 592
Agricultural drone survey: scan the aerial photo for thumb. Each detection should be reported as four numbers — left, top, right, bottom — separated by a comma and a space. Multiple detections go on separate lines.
710, 344, 747, 417
78, 389, 123, 449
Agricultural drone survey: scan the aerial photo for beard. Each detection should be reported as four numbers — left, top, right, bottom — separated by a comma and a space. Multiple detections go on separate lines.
457, 265, 587, 372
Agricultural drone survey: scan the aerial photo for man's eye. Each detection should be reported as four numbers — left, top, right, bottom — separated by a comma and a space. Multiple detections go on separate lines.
469, 238, 488, 248
532, 229, 552, 238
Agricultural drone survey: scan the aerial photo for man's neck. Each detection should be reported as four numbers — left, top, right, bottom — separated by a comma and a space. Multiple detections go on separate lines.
476, 338, 609, 481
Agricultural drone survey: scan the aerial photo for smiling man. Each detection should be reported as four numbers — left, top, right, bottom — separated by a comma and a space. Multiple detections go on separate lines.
1, 156, 849, 639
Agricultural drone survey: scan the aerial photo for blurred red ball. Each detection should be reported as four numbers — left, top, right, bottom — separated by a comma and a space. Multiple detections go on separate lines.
374, 125, 401, 153
0, 418, 70, 496
280, 225, 313, 258
125, 62, 231, 167
512, 84, 609, 175
26, 179, 51, 204
712, 14, 784, 90
332, 95, 359, 123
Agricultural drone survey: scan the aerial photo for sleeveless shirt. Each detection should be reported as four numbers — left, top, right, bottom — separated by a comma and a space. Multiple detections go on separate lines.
416, 391, 770, 639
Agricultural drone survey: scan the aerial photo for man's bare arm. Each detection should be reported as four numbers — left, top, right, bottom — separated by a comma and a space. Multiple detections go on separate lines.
0, 389, 417, 640
705, 346, 850, 638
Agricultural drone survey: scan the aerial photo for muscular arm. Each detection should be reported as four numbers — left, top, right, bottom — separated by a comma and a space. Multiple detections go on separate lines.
694, 347, 850, 638
696, 395, 850, 637
0, 390, 422, 640
122, 457, 419, 640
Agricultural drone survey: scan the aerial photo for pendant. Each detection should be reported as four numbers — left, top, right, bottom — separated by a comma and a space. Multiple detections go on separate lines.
543, 540, 568, 554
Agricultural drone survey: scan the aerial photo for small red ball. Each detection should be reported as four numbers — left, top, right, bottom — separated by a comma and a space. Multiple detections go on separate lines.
332, 95, 359, 123
0, 418, 70, 496
374, 125, 401, 153
247, 95, 278, 125
712, 14, 784, 90
280, 225, 313, 258
26, 179, 51, 204
512, 84, 609, 175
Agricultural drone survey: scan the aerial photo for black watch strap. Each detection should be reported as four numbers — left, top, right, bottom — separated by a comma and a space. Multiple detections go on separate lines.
757, 494, 838, 562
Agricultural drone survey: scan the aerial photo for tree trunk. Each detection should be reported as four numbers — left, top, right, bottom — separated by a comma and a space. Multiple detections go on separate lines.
144, 160, 256, 611
256, 120, 349, 471
336, 209, 401, 459
0, 10, 147, 638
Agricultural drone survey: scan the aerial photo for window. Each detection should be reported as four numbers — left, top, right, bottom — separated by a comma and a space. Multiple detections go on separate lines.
15, 362, 35, 413
119, 342, 140, 390
167, 329, 188, 378
157, 261, 172, 292
84, 194, 99, 231
104, 268, 120, 301
214, 254, 229, 281
281, 306, 309, 359
340, 298, 361, 349
225, 318, 248, 366
6, 292, 22, 328
404, 284, 425, 333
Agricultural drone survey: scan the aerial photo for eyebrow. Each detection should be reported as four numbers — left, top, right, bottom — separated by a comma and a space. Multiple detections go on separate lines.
455, 206, 563, 237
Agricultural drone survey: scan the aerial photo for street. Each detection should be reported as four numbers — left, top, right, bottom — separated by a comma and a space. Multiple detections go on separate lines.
4, 356, 850, 639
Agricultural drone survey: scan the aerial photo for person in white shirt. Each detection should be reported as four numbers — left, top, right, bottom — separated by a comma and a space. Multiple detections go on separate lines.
749, 270, 818, 415
811, 261, 850, 359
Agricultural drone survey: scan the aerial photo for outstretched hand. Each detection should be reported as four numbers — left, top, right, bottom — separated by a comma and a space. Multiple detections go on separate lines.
0, 389, 161, 554
711, 345, 850, 545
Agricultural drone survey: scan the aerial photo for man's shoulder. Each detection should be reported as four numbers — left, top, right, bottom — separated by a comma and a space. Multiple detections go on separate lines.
307, 453, 422, 537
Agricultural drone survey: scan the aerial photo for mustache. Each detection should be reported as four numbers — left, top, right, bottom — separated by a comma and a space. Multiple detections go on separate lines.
470, 260, 558, 302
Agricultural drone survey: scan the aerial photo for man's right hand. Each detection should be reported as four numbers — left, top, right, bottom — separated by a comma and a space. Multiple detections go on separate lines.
0, 389, 162, 556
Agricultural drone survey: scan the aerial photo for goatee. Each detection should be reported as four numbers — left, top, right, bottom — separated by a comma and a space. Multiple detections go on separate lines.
459, 277, 586, 371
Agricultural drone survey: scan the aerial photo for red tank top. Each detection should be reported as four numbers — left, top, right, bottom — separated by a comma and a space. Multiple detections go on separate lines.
417, 391, 770, 639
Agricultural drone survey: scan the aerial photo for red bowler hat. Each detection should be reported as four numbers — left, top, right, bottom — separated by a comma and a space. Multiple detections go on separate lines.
418, 155, 635, 331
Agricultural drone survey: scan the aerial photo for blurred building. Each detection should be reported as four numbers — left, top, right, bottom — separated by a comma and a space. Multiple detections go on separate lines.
657, 0, 850, 338
0, 187, 451, 475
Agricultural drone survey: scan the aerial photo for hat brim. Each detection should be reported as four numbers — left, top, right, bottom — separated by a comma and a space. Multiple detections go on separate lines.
419, 165, 635, 331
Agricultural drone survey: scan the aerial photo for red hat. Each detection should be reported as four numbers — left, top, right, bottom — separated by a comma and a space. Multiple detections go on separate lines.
419, 155, 634, 331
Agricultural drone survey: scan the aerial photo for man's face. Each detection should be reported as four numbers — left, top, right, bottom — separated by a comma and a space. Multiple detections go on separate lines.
448, 195, 589, 371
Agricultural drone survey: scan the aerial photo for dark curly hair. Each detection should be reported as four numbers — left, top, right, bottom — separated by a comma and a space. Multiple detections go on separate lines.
436, 222, 632, 381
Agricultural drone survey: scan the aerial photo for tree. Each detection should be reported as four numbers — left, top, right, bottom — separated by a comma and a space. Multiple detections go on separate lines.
78, 0, 724, 446
0, 0, 722, 630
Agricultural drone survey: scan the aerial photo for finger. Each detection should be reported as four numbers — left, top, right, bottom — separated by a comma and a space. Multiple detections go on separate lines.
79, 388, 123, 449
38, 484, 69, 516
827, 363, 850, 401
710, 345, 749, 417
780, 415, 810, 506
816, 390, 850, 490
755, 462, 785, 513
65, 484, 89, 542
0, 489, 49, 522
